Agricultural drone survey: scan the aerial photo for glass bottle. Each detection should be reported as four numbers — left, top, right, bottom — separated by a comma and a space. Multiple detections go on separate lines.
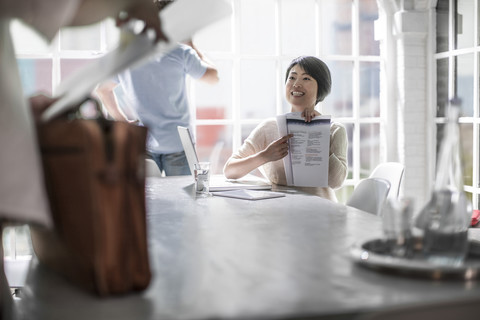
415, 97, 472, 266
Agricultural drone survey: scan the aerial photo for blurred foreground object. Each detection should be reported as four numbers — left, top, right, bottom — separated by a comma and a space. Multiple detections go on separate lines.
415, 98, 472, 266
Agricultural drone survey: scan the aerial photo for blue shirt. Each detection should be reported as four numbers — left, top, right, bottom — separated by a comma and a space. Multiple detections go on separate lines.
116, 44, 207, 153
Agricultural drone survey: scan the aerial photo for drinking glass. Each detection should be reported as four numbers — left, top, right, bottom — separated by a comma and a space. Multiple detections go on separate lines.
382, 197, 414, 258
194, 162, 211, 196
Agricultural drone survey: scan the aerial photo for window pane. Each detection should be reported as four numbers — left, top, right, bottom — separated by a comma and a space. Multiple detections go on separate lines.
323, 61, 353, 117
466, 191, 473, 206
478, 0, 480, 46
436, 123, 473, 191
14, 226, 32, 257
456, 0, 475, 49
359, 0, 379, 56
360, 123, 380, 178
280, 0, 316, 56
456, 54, 474, 117
195, 60, 232, 120
320, 0, 352, 55
17, 59, 53, 96
60, 59, 97, 83
240, 60, 276, 119
460, 123, 473, 187
196, 125, 233, 175
2, 228, 14, 258
436, 58, 449, 117
11, 20, 50, 54
2, 226, 33, 259
60, 24, 102, 51
240, 0, 275, 55
436, 0, 450, 53
359, 62, 380, 117
194, 11, 233, 53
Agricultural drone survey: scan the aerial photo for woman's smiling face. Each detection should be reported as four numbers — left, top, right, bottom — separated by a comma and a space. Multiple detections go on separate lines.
285, 64, 318, 112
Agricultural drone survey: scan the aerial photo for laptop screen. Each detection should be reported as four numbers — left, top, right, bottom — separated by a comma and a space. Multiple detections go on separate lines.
177, 126, 199, 178
177, 126, 272, 191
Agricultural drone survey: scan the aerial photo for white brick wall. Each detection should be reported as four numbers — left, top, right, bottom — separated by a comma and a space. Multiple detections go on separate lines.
390, 4, 434, 211
376, 0, 438, 211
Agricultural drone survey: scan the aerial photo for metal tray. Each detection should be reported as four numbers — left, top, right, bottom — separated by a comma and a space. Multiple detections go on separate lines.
350, 237, 480, 280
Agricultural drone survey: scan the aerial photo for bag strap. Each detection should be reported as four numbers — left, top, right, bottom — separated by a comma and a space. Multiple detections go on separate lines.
59, 96, 105, 121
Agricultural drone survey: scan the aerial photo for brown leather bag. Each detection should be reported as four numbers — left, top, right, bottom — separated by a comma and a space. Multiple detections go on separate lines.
31, 103, 151, 296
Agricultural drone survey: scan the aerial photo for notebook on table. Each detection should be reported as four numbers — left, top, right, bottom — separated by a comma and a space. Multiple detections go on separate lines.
213, 189, 285, 200
177, 126, 272, 192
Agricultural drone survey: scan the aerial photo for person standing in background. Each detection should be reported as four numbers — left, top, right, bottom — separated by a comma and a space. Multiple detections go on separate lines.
0, 0, 165, 317
96, 0, 219, 176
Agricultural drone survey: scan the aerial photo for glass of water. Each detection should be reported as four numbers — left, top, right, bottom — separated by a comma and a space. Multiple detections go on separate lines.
382, 197, 414, 258
194, 162, 211, 196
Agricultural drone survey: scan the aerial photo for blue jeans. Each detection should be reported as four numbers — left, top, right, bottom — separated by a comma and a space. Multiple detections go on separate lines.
148, 151, 191, 176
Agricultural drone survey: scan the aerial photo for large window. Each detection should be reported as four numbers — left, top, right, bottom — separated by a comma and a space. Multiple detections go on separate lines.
192, 0, 381, 202
12, 0, 381, 203
436, 0, 480, 211
12, 19, 119, 97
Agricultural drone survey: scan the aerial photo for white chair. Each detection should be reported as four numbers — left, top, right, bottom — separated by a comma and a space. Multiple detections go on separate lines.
369, 162, 404, 201
347, 178, 391, 215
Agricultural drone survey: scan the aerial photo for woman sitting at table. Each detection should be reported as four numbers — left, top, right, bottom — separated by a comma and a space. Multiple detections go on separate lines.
223, 56, 348, 202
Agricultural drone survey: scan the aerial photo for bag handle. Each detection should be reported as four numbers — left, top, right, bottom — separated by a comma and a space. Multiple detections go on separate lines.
58, 96, 105, 121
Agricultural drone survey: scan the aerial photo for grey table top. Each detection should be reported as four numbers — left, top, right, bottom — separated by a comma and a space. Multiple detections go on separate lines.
16, 176, 480, 320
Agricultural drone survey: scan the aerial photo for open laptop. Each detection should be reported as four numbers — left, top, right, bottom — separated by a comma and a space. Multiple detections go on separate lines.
177, 126, 272, 192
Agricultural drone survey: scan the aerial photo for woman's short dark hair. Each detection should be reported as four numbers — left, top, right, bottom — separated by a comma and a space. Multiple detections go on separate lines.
285, 56, 332, 105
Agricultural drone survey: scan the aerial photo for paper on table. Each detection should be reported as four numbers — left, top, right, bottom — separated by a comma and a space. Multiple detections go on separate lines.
41, 0, 232, 122
213, 189, 286, 200
277, 112, 331, 187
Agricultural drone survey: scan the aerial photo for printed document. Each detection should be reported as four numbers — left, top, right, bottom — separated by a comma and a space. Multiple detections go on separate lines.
276, 112, 331, 187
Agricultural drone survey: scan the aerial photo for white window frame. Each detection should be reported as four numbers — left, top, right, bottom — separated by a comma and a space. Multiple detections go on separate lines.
191, 0, 384, 200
